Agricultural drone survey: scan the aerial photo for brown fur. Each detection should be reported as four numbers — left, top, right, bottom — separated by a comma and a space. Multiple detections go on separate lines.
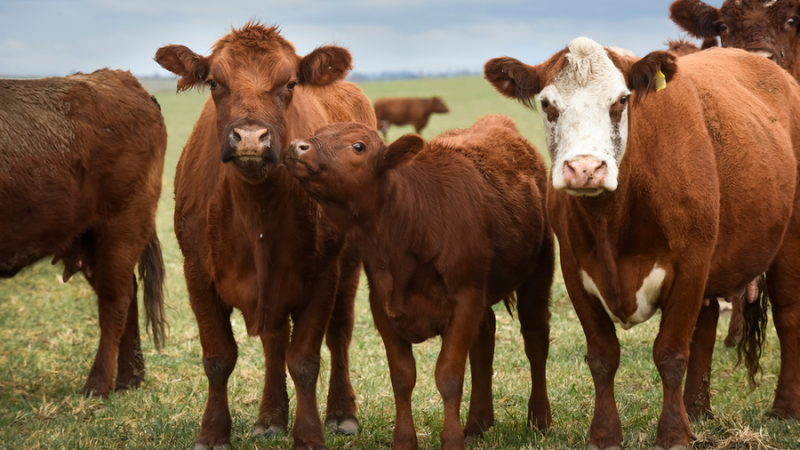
374, 96, 449, 137
485, 47, 800, 448
667, 37, 702, 56
154, 22, 376, 450
0, 68, 167, 397
284, 115, 555, 450
671, 0, 800, 79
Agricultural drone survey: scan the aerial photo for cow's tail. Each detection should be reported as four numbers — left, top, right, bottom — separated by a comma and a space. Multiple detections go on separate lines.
138, 232, 167, 351
736, 274, 769, 389
503, 292, 517, 318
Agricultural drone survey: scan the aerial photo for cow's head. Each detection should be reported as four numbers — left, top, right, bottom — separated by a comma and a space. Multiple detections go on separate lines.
284, 122, 422, 211
431, 97, 449, 113
671, 0, 800, 70
154, 22, 352, 183
484, 37, 677, 196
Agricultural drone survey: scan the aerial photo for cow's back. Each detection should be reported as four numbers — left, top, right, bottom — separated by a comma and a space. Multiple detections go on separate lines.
0, 69, 166, 274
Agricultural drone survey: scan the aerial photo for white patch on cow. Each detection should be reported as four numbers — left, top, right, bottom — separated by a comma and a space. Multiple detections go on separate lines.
540, 37, 630, 195
580, 264, 666, 330
763, 0, 777, 7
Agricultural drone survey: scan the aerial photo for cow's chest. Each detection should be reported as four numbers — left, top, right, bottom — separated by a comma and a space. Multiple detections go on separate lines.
579, 259, 671, 330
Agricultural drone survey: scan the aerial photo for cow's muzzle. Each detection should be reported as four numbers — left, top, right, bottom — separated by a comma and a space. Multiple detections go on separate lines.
221, 124, 280, 165
563, 155, 607, 193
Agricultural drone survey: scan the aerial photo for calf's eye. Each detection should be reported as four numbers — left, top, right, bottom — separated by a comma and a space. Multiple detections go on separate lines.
287, 81, 298, 90
620, 95, 629, 105
353, 143, 365, 153
207, 79, 218, 89
717, 23, 728, 33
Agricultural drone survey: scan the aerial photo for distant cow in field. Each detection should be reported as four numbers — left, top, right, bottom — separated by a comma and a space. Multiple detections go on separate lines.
485, 38, 800, 450
154, 22, 376, 450
374, 96, 449, 137
0, 69, 168, 398
284, 115, 554, 450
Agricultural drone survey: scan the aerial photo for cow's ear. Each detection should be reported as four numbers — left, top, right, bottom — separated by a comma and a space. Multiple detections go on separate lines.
154, 45, 210, 92
624, 51, 678, 105
484, 57, 541, 108
299, 46, 353, 87
670, 0, 722, 39
380, 134, 425, 173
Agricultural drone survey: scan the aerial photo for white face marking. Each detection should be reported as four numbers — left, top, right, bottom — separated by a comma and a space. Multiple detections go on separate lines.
581, 264, 666, 330
540, 37, 630, 195
763, 0, 777, 7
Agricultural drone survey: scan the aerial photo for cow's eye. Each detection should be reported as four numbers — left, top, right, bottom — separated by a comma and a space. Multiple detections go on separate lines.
540, 99, 550, 109
207, 79, 218, 89
717, 22, 728, 34
353, 143, 365, 153
287, 81, 298, 90
788, 17, 799, 27
620, 95, 629, 105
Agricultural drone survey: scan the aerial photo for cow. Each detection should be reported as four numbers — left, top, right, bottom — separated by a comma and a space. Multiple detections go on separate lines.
153, 22, 376, 450
374, 96, 449, 137
665, 37, 720, 57
670, 0, 800, 79
283, 115, 555, 450
485, 38, 800, 450
0, 68, 167, 398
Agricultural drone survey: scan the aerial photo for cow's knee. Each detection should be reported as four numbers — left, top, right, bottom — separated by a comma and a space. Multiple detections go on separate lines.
655, 352, 687, 386
203, 353, 236, 387
290, 357, 320, 393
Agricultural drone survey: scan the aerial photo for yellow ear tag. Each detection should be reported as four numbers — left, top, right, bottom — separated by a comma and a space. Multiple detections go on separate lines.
655, 69, 667, 92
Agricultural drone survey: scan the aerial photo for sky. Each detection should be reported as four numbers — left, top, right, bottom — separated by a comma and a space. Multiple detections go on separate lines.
0, 0, 718, 78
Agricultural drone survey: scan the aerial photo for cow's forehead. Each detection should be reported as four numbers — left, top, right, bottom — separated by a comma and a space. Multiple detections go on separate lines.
723, 0, 793, 14
546, 37, 627, 99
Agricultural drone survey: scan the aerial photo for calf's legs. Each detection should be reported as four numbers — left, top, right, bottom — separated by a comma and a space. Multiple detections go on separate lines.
683, 298, 719, 420
463, 307, 496, 439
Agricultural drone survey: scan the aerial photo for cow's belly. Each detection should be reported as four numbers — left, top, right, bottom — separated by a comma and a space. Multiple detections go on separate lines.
581, 262, 667, 330
386, 287, 452, 344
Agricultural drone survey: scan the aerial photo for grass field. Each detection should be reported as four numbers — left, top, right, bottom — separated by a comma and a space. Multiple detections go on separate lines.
1, 75, 798, 450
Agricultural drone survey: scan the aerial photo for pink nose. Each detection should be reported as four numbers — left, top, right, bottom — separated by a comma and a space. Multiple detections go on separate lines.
564, 156, 607, 190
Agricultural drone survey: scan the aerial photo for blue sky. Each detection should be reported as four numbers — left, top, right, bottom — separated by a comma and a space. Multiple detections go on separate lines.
0, 0, 717, 77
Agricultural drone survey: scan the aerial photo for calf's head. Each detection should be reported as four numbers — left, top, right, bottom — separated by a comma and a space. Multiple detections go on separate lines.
484, 37, 676, 196
431, 97, 449, 113
671, 0, 800, 69
284, 123, 423, 208
154, 21, 352, 183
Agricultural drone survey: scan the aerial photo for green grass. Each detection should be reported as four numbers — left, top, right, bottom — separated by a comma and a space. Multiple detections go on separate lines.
1, 75, 798, 449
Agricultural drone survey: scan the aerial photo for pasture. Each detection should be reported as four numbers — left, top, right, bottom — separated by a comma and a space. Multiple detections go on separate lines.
0, 75, 797, 449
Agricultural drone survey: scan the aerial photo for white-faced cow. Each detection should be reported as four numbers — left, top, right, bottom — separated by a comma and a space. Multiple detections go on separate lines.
485, 38, 800, 450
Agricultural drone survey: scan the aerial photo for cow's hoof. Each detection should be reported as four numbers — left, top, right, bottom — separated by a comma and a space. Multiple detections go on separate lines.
654, 446, 687, 450
194, 444, 231, 450
464, 434, 479, 444
252, 424, 286, 438
325, 417, 358, 435
586, 445, 622, 450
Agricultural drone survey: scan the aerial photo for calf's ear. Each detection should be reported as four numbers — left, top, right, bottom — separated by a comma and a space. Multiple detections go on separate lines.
670, 0, 722, 39
484, 57, 541, 107
380, 134, 425, 173
154, 45, 210, 92
299, 46, 353, 87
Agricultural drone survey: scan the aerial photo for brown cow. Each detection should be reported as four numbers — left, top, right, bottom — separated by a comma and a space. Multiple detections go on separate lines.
284, 115, 554, 450
154, 22, 376, 450
0, 69, 167, 398
671, 0, 800, 79
485, 39, 800, 449
374, 96, 449, 137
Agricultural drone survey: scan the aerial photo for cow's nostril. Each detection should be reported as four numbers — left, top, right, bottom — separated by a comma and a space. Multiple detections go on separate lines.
299, 144, 309, 151
258, 130, 269, 141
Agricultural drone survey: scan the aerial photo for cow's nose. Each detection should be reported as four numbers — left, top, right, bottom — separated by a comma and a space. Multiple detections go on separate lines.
231, 127, 270, 155
293, 139, 310, 153
564, 156, 607, 189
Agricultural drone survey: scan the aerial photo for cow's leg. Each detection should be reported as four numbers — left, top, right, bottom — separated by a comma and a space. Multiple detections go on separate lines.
286, 269, 340, 450
652, 272, 705, 450
766, 244, 800, 420
187, 262, 238, 450
515, 236, 554, 431
115, 276, 146, 391
253, 322, 290, 438
463, 306, 496, 440
370, 294, 417, 450
683, 297, 719, 420
82, 235, 141, 398
437, 286, 485, 450
323, 254, 360, 436
723, 296, 743, 348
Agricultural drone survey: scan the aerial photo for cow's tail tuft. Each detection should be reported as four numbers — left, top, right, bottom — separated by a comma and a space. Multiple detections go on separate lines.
735, 274, 769, 389
139, 232, 167, 350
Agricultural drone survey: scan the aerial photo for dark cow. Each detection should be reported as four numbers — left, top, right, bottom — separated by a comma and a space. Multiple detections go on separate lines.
671, 0, 800, 78
374, 96, 449, 137
0, 69, 167, 398
284, 115, 554, 450
154, 22, 376, 450
485, 39, 800, 449
666, 37, 719, 56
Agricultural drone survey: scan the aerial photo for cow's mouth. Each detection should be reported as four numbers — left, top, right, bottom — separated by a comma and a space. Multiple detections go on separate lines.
283, 157, 318, 177
565, 188, 605, 197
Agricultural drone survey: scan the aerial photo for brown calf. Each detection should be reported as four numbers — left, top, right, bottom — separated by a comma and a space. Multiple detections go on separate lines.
154, 22, 376, 450
284, 115, 554, 450
374, 96, 449, 137
0, 69, 167, 398
486, 40, 800, 449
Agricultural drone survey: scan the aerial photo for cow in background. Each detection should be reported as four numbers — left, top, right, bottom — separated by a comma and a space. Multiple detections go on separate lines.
666, 36, 719, 56
485, 39, 800, 449
374, 96, 449, 137
0, 69, 168, 398
154, 21, 376, 450
285, 115, 554, 450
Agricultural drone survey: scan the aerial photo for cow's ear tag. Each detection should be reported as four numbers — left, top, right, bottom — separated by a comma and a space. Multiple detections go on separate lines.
655, 69, 667, 92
